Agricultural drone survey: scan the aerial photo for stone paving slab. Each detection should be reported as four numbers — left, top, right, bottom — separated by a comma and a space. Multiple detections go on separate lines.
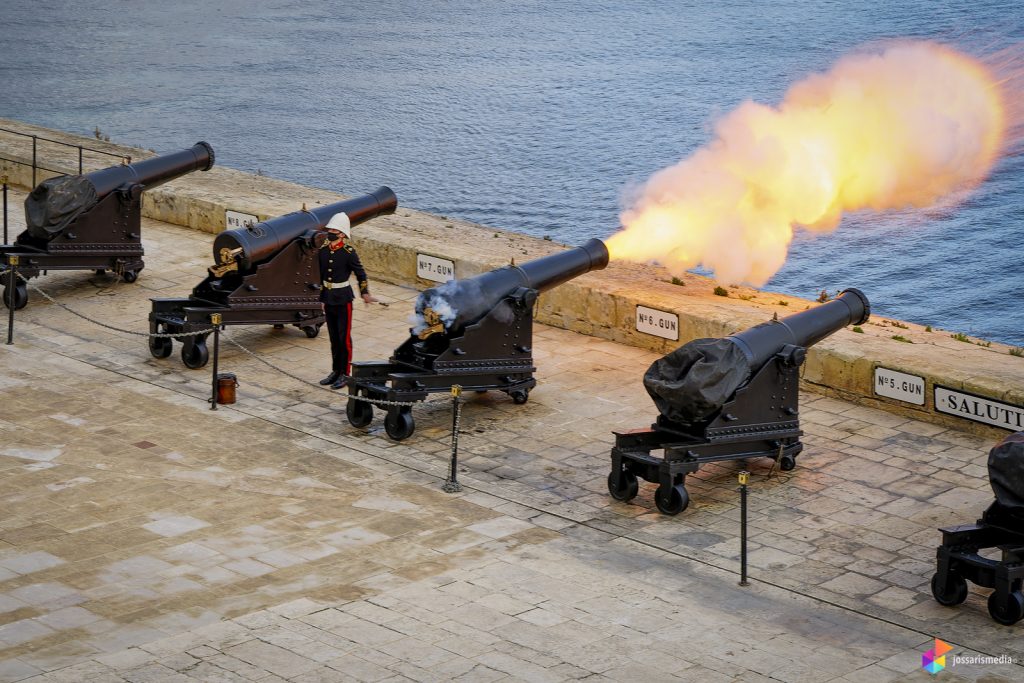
0, 196, 1021, 680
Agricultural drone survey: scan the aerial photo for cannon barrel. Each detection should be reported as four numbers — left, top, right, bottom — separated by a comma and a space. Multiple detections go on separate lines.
212, 186, 397, 272
415, 238, 609, 335
730, 288, 870, 369
84, 142, 215, 197
644, 288, 870, 425
24, 142, 215, 240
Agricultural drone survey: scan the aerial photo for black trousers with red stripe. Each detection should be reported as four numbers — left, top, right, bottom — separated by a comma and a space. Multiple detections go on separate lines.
324, 302, 354, 375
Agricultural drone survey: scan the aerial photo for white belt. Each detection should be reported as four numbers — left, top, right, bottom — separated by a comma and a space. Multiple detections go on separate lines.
321, 281, 352, 290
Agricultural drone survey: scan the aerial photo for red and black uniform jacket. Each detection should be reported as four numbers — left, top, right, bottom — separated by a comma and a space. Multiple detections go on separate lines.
318, 241, 369, 305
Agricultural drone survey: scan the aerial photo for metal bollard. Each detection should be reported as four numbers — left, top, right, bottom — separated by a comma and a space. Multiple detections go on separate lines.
6, 256, 17, 345
2, 174, 8, 244
738, 470, 749, 587
209, 313, 221, 410
443, 385, 464, 493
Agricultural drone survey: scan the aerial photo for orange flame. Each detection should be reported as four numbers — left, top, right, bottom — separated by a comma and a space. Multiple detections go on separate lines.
607, 41, 1007, 285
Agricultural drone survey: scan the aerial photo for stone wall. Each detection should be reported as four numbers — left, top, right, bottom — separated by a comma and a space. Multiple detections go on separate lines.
2, 118, 1021, 439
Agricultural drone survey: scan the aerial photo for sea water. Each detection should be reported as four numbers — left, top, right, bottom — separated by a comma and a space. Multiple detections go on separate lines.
1, 0, 1021, 344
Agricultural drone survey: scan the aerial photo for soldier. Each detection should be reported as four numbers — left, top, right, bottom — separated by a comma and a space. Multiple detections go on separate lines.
318, 212, 377, 389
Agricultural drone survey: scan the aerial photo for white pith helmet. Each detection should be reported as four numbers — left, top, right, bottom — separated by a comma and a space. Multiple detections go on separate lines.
325, 212, 351, 238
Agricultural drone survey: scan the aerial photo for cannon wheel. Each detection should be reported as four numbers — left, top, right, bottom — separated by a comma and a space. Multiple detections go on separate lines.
510, 389, 529, 405
607, 471, 639, 502
149, 335, 172, 359
122, 270, 139, 284
988, 591, 1024, 626
779, 454, 797, 471
181, 338, 210, 369
2, 283, 28, 311
385, 407, 415, 441
930, 572, 968, 607
655, 484, 689, 515
346, 395, 373, 428
302, 324, 322, 339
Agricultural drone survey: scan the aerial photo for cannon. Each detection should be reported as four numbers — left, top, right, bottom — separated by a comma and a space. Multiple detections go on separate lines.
346, 238, 610, 440
1, 143, 215, 309
149, 187, 397, 368
931, 431, 1024, 625
608, 288, 870, 514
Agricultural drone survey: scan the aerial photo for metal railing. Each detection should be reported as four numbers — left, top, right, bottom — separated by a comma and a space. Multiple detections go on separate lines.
0, 126, 131, 242
0, 126, 129, 188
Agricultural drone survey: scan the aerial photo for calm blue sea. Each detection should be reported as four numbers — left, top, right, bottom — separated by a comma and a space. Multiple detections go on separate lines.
1, 1, 1022, 344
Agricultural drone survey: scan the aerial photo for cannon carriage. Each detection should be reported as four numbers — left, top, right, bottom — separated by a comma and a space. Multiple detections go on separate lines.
346, 238, 609, 440
149, 187, 397, 368
609, 288, 870, 514
931, 432, 1024, 625
1, 142, 215, 309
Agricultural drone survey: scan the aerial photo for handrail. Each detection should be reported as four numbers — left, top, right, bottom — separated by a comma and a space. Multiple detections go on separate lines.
0, 126, 130, 187
0, 153, 76, 179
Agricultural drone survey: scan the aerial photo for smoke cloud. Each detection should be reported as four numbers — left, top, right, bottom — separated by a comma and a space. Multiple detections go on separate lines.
607, 40, 1015, 286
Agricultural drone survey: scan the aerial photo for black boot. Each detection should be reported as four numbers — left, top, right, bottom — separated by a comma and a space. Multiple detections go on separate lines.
330, 376, 348, 390
319, 371, 340, 386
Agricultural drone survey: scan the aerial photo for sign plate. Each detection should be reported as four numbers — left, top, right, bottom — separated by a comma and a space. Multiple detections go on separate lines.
226, 210, 259, 230
874, 367, 925, 405
934, 386, 1024, 431
636, 305, 679, 341
416, 253, 455, 283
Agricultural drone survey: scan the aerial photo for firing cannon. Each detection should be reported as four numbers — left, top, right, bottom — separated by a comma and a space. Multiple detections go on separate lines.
609, 288, 870, 514
931, 432, 1024, 625
149, 187, 397, 368
346, 238, 609, 440
1, 142, 215, 309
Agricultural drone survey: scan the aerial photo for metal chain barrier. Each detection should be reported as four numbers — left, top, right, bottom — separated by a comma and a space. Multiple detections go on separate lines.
221, 333, 421, 408
12, 273, 423, 408
15, 274, 212, 338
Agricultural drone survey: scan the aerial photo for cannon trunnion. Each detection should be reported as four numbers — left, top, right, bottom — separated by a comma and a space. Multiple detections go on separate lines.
346, 238, 609, 441
609, 288, 870, 515
2, 142, 215, 310
148, 187, 397, 368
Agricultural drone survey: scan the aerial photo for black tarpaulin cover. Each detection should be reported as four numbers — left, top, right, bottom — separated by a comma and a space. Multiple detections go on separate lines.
989, 431, 1024, 511
643, 338, 751, 425
24, 175, 98, 240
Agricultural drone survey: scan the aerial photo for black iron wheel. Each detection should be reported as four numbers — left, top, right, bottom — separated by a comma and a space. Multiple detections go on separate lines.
122, 270, 139, 283
273, 324, 285, 330
149, 335, 172, 359
988, 591, 1024, 625
655, 484, 689, 515
779, 454, 796, 472
346, 396, 373, 428
510, 389, 529, 405
2, 283, 28, 311
181, 339, 209, 369
931, 572, 968, 607
384, 408, 415, 441
607, 471, 639, 502
302, 325, 320, 339
95, 268, 106, 276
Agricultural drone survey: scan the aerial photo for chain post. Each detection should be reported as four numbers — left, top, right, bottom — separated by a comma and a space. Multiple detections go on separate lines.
209, 313, 222, 410
443, 385, 464, 493
6, 256, 18, 345
2, 175, 7, 245
78, 146, 83, 174
738, 470, 750, 587
31, 136, 37, 188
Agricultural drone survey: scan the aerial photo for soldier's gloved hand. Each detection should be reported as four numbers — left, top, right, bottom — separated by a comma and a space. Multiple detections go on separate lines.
362, 293, 378, 307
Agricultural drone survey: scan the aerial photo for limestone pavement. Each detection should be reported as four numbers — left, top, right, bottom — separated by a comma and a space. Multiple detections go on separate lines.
0, 195, 1020, 681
